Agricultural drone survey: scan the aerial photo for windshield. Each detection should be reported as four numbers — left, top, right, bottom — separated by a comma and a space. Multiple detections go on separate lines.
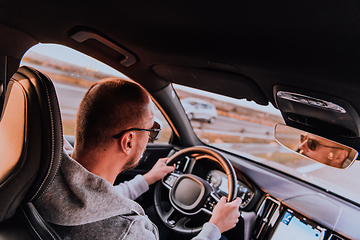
21, 43, 360, 205
173, 84, 360, 205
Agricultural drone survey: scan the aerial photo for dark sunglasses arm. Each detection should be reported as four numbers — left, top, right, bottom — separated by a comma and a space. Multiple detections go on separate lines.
113, 128, 161, 139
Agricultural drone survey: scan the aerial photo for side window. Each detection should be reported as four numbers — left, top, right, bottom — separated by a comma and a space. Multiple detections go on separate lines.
21, 43, 171, 144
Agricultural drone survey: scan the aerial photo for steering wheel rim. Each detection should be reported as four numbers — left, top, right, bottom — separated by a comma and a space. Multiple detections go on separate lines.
154, 146, 238, 235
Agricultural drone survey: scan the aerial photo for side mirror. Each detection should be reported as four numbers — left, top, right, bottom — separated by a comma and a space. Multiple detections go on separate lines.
148, 117, 163, 143
275, 124, 358, 169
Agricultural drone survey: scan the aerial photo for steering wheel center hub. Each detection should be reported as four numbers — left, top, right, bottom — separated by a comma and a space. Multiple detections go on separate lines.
170, 174, 212, 214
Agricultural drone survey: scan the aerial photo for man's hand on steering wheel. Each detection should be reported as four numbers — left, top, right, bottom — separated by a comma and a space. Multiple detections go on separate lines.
209, 196, 242, 233
143, 158, 175, 185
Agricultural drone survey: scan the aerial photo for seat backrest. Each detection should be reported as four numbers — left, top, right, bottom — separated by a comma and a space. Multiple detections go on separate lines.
0, 66, 63, 222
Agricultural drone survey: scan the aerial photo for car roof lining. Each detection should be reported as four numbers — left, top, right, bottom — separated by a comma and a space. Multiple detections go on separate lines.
0, 24, 37, 59
1, 0, 360, 150
152, 64, 268, 105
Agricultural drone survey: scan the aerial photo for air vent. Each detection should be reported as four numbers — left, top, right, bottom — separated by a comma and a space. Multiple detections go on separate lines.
253, 196, 280, 240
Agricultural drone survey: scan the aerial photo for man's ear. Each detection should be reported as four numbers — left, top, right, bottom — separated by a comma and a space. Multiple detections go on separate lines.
120, 131, 135, 155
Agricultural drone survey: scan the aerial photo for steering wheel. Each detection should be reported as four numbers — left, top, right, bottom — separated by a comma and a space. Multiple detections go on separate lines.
154, 146, 238, 235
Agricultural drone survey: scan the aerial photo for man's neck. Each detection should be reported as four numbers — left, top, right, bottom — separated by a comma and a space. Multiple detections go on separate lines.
72, 147, 123, 184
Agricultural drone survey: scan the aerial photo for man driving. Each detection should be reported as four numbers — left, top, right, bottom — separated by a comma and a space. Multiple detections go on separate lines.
34, 78, 241, 239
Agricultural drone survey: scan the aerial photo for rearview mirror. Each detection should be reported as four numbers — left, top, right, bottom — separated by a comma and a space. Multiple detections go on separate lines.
275, 124, 358, 169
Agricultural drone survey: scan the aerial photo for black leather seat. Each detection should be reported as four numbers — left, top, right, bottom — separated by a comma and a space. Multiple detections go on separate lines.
0, 66, 63, 239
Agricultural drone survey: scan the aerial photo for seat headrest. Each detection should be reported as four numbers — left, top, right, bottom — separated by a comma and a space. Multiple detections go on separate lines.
0, 66, 63, 221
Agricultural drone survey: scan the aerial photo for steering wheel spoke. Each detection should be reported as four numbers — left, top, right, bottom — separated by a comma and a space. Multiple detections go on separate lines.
162, 172, 181, 190
163, 206, 175, 223
176, 215, 191, 227
202, 192, 220, 215
173, 156, 195, 174
163, 206, 190, 228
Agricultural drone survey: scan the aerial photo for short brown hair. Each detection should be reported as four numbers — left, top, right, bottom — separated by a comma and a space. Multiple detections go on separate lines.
75, 78, 150, 151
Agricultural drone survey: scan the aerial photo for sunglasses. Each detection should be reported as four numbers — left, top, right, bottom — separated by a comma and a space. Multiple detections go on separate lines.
113, 121, 161, 140
300, 134, 343, 151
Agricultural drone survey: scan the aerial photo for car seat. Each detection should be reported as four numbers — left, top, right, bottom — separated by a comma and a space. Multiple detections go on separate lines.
0, 66, 63, 239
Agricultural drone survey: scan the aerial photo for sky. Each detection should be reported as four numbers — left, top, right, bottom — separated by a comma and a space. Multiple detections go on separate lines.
27, 43, 280, 115
28, 43, 129, 79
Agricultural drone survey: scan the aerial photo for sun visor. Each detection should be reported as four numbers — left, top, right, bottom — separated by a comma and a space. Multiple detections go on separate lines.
274, 85, 360, 137
152, 65, 268, 105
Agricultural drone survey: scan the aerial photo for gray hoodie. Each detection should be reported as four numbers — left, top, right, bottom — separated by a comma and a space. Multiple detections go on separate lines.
33, 151, 221, 240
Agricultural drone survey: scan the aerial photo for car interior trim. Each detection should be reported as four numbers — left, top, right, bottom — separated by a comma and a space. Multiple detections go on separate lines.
152, 65, 269, 106
71, 30, 137, 67
150, 93, 180, 140
277, 91, 346, 114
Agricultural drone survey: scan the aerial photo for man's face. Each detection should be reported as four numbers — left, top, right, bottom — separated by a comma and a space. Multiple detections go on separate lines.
298, 133, 348, 168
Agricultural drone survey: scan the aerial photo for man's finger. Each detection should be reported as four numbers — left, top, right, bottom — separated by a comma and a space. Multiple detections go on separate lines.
167, 165, 175, 173
218, 196, 227, 205
233, 197, 242, 206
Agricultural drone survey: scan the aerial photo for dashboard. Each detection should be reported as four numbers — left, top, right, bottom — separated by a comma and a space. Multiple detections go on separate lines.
202, 163, 344, 239
252, 196, 348, 240
166, 151, 357, 240
226, 154, 356, 240
204, 167, 352, 240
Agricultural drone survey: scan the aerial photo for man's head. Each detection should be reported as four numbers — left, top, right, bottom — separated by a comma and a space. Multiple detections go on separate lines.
298, 133, 349, 168
74, 78, 154, 169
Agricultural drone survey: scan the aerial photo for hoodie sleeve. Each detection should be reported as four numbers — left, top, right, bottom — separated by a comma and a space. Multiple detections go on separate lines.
192, 222, 221, 240
115, 175, 150, 200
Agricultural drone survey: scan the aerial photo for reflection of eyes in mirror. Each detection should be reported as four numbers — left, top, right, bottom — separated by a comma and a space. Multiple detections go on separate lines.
275, 124, 358, 169
297, 133, 350, 168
